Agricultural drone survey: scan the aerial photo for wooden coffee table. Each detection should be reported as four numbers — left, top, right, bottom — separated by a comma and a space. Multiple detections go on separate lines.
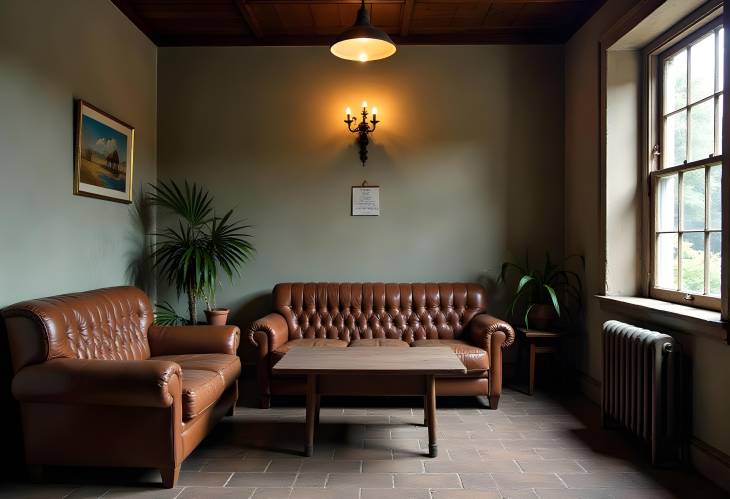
273, 346, 466, 458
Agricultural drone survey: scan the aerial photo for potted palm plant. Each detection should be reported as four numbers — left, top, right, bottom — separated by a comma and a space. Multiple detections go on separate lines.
499, 252, 583, 330
150, 180, 254, 325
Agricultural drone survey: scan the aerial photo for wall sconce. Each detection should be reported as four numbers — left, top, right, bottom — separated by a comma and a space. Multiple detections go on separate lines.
344, 101, 378, 166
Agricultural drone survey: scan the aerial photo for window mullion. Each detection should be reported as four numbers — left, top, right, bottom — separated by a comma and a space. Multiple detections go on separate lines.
677, 171, 684, 291
705, 166, 711, 295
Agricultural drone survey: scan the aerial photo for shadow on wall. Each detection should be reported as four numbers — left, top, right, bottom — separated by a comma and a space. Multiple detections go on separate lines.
125, 188, 155, 297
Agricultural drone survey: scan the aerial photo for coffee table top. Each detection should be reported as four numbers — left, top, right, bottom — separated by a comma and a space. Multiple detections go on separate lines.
272, 346, 467, 375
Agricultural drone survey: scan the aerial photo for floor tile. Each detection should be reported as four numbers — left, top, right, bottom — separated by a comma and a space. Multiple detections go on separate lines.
489, 472, 565, 490
177, 471, 233, 486
201, 458, 270, 472
292, 473, 327, 487
178, 487, 256, 498
325, 473, 393, 488
227, 473, 298, 488
393, 473, 461, 488
361, 488, 430, 499
516, 460, 585, 473
363, 459, 424, 473
425, 460, 520, 473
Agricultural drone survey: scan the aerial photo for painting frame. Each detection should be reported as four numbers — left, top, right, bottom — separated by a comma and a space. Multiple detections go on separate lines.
74, 100, 134, 204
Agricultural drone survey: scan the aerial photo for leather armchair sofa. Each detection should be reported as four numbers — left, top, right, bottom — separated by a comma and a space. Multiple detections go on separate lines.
2, 286, 241, 488
249, 283, 514, 409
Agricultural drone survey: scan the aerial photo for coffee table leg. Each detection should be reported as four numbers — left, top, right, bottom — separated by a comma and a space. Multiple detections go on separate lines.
423, 396, 428, 426
426, 375, 437, 457
305, 374, 317, 457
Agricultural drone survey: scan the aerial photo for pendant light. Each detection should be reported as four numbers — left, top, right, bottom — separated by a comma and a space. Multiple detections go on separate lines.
330, 0, 396, 62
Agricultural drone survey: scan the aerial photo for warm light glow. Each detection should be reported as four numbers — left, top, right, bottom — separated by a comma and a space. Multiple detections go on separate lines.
330, 37, 396, 62
372, 107, 378, 116
362, 101, 368, 109
345, 107, 352, 116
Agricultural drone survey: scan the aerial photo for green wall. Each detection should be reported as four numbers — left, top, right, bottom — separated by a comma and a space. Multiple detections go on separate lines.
0, 0, 157, 307
157, 45, 566, 350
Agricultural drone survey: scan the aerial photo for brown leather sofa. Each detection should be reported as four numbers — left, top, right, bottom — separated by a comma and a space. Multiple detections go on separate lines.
1, 286, 241, 488
249, 283, 514, 409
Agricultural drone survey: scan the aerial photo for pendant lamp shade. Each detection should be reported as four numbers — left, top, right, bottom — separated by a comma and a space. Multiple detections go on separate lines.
330, 1, 396, 62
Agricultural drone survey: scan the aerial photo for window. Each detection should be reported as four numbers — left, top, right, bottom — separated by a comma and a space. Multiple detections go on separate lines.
650, 18, 723, 310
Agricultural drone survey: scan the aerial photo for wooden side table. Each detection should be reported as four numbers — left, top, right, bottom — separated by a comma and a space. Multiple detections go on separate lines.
515, 328, 564, 395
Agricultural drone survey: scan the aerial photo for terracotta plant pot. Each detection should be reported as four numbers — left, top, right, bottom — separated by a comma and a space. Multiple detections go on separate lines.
204, 308, 229, 326
527, 304, 556, 330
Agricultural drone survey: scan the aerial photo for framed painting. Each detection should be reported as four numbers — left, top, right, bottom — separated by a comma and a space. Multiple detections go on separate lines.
74, 100, 134, 203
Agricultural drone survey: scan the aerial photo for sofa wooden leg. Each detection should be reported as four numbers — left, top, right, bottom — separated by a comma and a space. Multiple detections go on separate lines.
160, 465, 180, 488
260, 395, 271, 409
488, 395, 500, 410
226, 405, 235, 417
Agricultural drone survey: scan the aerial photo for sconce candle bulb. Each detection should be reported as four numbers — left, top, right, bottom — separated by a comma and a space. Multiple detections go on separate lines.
344, 101, 379, 167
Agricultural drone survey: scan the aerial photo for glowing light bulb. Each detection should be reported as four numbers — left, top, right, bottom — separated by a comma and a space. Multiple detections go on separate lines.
362, 101, 368, 109
372, 107, 378, 116
358, 53, 368, 62
345, 107, 351, 117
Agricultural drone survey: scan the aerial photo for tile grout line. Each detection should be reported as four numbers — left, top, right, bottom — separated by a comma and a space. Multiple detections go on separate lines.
222, 471, 235, 487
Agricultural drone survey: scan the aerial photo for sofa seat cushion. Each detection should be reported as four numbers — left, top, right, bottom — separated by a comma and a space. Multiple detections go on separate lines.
178, 369, 225, 420
152, 353, 241, 387
272, 338, 348, 366
348, 338, 410, 347
411, 339, 489, 373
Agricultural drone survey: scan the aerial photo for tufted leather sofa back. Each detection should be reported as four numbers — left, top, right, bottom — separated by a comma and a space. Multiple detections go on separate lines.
273, 283, 486, 344
2, 286, 153, 372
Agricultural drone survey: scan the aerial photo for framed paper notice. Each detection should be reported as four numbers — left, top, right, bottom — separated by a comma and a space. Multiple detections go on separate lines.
351, 185, 380, 216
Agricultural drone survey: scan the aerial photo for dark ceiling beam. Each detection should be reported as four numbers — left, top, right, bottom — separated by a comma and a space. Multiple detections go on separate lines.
155, 28, 567, 47
247, 0, 404, 3
234, 0, 264, 38
110, 0, 159, 44
400, 0, 414, 37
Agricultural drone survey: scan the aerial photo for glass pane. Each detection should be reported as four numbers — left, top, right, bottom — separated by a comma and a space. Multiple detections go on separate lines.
718, 95, 723, 154
656, 233, 678, 289
664, 111, 687, 167
657, 174, 678, 231
689, 100, 715, 161
681, 232, 705, 294
690, 32, 715, 103
665, 49, 687, 113
718, 28, 724, 92
681, 168, 705, 230
709, 231, 722, 295
708, 164, 722, 230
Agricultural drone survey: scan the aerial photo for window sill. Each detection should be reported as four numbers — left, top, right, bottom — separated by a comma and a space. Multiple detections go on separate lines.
596, 295, 728, 343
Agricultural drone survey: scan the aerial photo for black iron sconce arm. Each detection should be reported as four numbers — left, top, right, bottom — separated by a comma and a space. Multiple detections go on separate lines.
344, 106, 379, 166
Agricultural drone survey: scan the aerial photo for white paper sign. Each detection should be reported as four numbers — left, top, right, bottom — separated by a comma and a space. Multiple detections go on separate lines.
352, 186, 380, 216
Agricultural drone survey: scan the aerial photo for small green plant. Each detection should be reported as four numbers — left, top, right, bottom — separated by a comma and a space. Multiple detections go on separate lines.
154, 301, 186, 326
499, 252, 584, 328
150, 180, 255, 324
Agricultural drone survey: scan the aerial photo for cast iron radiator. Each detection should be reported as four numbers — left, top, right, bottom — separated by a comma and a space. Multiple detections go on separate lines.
601, 320, 684, 465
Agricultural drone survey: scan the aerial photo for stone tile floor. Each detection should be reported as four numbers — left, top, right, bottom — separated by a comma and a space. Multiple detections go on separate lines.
1, 388, 727, 499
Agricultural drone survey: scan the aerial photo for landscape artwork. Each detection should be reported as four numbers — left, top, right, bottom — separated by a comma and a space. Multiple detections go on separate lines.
74, 101, 134, 203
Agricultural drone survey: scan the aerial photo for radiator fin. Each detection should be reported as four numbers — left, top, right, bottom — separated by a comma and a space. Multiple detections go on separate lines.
602, 320, 683, 465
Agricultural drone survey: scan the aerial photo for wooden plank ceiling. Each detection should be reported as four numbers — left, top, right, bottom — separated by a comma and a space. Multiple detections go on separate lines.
111, 0, 606, 46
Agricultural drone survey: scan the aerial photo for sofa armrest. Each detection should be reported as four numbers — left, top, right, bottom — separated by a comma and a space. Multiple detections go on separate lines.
12, 358, 181, 408
148, 324, 240, 356
469, 314, 515, 351
248, 313, 288, 357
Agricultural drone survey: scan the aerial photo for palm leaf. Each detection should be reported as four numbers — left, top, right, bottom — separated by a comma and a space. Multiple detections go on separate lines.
544, 284, 561, 317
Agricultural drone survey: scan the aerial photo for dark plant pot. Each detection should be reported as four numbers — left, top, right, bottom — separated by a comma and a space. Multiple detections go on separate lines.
527, 304, 556, 330
204, 308, 229, 326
